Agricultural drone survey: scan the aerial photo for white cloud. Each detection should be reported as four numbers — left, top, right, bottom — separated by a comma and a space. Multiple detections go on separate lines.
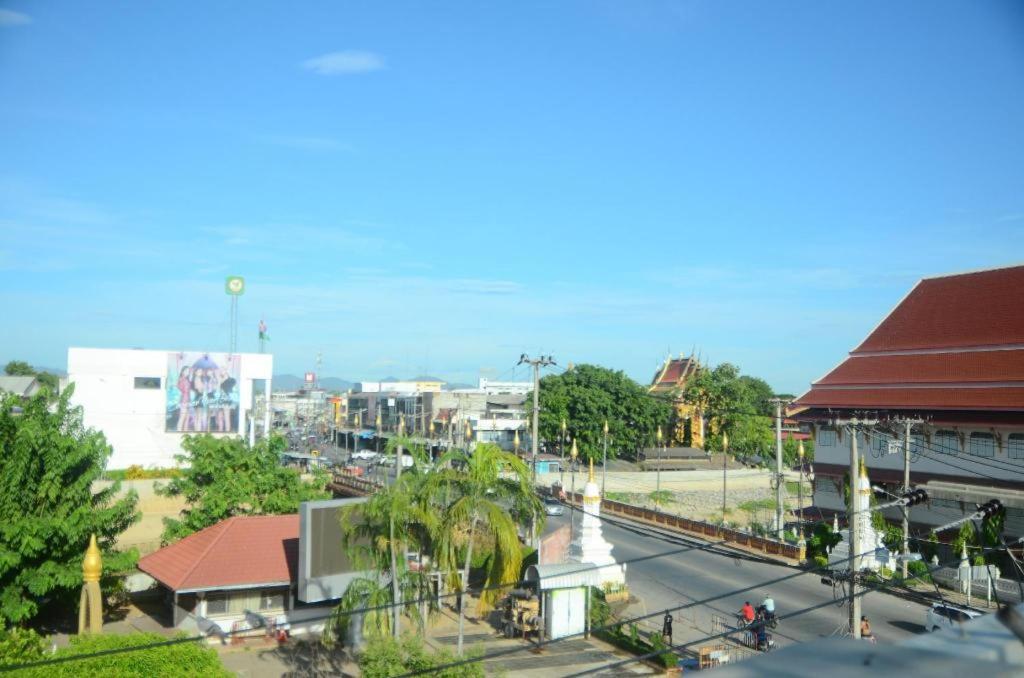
302, 50, 385, 76
0, 9, 31, 26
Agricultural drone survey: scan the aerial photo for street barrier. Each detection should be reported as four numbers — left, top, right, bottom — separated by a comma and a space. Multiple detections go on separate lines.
547, 487, 804, 562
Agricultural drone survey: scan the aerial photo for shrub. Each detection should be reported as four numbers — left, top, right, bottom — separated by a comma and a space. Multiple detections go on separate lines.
359, 635, 484, 678
649, 632, 678, 669
589, 587, 611, 628
813, 555, 829, 569
0, 627, 45, 667
15, 632, 230, 677
907, 560, 931, 581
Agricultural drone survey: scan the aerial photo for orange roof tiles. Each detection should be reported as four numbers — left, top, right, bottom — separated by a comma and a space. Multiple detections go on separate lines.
138, 515, 299, 592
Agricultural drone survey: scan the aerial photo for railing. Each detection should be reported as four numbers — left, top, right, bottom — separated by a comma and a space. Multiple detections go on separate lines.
547, 487, 804, 562
328, 472, 382, 497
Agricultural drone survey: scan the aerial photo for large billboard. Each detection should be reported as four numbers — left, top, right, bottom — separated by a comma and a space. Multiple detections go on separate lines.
166, 352, 241, 432
297, 498, 370, 603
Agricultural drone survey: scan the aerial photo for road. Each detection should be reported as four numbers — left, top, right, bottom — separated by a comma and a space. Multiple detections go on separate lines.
544, 510, 932, 652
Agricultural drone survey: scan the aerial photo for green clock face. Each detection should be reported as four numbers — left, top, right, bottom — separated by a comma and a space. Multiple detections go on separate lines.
225, 276, 245, 295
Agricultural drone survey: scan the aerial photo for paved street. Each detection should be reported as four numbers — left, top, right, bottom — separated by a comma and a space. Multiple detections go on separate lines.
545, 510, 932, 655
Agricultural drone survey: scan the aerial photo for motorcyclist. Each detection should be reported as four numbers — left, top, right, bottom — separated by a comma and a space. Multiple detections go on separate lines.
740, 601, 756, 624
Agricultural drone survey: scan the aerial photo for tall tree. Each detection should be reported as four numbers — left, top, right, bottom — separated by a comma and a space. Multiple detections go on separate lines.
434, 443, 541, 656
532, 364, 671, 462
683, 363, 778, 458
0, 389, 139, 627
157, 433, 329, 544
2, 361, 34, 377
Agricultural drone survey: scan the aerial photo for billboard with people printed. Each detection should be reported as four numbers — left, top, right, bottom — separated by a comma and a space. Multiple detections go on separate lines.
166, 352, 241, 432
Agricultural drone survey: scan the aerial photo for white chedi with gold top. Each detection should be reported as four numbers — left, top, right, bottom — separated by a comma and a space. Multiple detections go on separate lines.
830, 457, 891, 572
567, 460, 625, 587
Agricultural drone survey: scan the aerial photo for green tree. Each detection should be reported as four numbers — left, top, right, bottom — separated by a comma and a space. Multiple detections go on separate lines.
156, 433, 329, 544
532, 364, 671, 462
0, 389, 139, 627
3, 361, 34, 376
0, 626, 44, 666
15, 632, 231, 677
783, 437, 814, 466
682, 363, 780, 458
434, 443, 541, 655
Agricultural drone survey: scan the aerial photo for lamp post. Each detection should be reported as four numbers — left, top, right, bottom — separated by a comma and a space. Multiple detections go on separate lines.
656, 426, 663, 496
721, 431, 729, 525
429, 420, 436, 463
353, 412, 361, 457
798, 440, 805, 543
560, 418, 567, 484
570, 438, 579, 544
602, 420, 609, 497
396, 414, 405, 483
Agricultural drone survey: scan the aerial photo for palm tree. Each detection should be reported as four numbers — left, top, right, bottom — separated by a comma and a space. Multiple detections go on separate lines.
432, 442, 542, 656
333, 435, 433, 640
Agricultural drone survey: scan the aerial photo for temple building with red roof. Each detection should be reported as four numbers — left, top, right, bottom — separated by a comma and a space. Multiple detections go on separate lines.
792, 264, 1024, 539
649, 352, 705, 448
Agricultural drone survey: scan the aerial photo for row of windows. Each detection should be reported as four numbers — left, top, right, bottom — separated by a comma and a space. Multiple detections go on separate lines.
816, 427, 1024, 459
205, 588, 287, 615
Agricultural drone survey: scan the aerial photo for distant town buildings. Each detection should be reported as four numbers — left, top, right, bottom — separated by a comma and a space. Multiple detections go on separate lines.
793, 264, 1024, 540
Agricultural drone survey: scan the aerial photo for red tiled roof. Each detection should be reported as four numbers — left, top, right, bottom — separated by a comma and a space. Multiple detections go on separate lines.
855, 265, 1024, 352
795, 386, 1024, 411
795, 265, 1024, 413
650, 357, 698, 390
817, 350, 1024, 385
138, 515, 299, 592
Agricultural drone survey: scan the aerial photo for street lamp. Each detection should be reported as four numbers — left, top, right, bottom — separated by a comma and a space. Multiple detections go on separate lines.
396, 414, 405, 482
798, 439, 805, 543
656, 426, 663, 496
560, 418, 567, 484
602, 419, 609, 497
570, 438, 579, 544
721, 431, 730, 526
353, 412, 361, 456
429, 420, 436, 462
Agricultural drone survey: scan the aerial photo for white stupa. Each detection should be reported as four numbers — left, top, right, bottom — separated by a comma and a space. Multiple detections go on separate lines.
829, 457, 891, 572
567, 459, 626, 587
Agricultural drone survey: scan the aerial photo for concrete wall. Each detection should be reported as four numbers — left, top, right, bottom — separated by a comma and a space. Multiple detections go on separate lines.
68, 347, 273, 468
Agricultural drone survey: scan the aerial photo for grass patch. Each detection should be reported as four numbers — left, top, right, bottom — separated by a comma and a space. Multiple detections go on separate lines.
737, 497, 776, 512
785, 481, 808, 495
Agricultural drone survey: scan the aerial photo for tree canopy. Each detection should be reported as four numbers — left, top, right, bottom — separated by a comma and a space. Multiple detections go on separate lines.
532, 364, 672, 462
2, 361, 58, 393
157, 433, 329, 544
0, 389, 139, 627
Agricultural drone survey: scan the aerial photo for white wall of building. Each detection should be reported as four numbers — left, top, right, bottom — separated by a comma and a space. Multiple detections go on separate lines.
67, 347, 273, 469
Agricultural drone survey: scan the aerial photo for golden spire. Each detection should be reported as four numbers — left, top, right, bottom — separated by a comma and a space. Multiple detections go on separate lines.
83, 534, 102, 583
570, 438, 578, 460
513, 429, 520, 451
589, 458, 595, 483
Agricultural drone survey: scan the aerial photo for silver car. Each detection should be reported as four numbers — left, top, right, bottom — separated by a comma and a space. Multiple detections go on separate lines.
925, 603, 981, 632
544, 499, 565, 516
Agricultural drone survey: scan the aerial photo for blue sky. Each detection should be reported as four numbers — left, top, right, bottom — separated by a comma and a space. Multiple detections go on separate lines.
1, 1, 1022, 393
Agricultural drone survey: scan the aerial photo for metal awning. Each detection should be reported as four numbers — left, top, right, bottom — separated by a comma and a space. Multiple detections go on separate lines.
524, 563, 601, 590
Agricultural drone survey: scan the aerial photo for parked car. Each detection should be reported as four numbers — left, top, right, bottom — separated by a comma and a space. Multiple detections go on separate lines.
544, 498, 565, 516
925, 603, 982, 631
352, 450, 379, 461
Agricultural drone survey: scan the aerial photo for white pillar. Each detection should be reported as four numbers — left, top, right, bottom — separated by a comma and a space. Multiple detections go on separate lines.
264, 379, 272, 436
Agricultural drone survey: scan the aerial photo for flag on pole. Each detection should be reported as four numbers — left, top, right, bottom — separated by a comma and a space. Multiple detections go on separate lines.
258, 319, 270, 341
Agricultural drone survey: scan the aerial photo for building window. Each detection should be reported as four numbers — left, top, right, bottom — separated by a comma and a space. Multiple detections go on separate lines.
910, 435, 926, 456
1007, 433, 1024, 460
205, 594, 227, 615
817, 427, 837, 447
934, 430, 959, 456
134, 376, 161, 389
969, 432, 995, 458
260, 589, 286, 611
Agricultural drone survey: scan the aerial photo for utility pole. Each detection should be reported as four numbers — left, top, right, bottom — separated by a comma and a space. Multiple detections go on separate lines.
895, 416, 925, 578
396, 413, 404, 482
517, 354, 555, 485
518, 353, 555, 549
656, 426, 663, 496
769, 398, 788, 541
848, 422, 861, 639
829, 416, 878, 639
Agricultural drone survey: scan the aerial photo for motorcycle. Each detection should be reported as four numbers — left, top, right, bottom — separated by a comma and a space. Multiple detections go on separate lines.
757, 606, 778, 630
